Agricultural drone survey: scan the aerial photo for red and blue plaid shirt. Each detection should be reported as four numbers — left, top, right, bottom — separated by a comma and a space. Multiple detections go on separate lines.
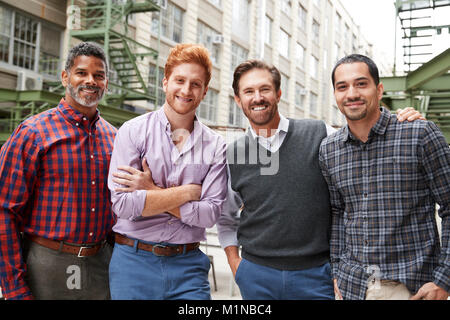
0, 99, 116, 300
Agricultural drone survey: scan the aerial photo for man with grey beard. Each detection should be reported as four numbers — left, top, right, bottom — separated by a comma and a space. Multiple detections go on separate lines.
0, 42, 116, 300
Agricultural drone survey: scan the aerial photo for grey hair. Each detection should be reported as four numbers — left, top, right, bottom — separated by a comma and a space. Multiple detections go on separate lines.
65, 42, 109, 76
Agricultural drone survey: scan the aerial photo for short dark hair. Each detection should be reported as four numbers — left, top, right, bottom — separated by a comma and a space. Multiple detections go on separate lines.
232, 59, 281, 96
331, 54, 379, 89
65, 42, 109, 76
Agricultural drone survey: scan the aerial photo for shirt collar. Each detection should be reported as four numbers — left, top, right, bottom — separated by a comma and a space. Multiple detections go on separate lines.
248, 112, 289, 140
57, 98, 100, 129
156, 106, 203, 152
341, 106, 390, 143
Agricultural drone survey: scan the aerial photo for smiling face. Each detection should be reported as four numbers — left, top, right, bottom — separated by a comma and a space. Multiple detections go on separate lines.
162, 62, 208, 116
234, 68, 281, 131
62, 55, 108, 117
333, 62, 384, 124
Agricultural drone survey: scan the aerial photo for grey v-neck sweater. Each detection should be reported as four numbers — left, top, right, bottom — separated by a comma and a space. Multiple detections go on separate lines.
228, 119, 331, 270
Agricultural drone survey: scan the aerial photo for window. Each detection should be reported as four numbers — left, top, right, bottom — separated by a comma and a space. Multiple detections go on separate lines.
310, 55, 319, 79
335, 12, 341, 36
281, 0, 291, 15
148, 64, 165, 108
151, 2, 184, 43
280, 73, 289, 100
230, 42, 248, 77
0, 4, 62, 74
264, 15, 272, 45
0, 6, 12, 63
334, 42, 340, 63
40, 25, 61, 77
312, 20, 320, 44
197, 88, 218, 123
298, 5, 307, 31
197, 21, 221, 65
228, 97, 245, 127
208, 0, 221, 7
232, 0, 249, 41
295, 83, 305, 109
296, 43, 305, 68
279, 28, 290, 58
323, 49, 328, 70
312, 0, 321, 8
310, 92, 318, 116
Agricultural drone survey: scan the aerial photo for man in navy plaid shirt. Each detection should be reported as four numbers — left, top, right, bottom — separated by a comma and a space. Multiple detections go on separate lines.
319, 54, 449, 300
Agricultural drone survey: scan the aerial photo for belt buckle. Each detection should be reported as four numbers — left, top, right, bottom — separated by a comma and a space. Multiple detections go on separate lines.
151, 244, 168, 257
78, 246, 90, 258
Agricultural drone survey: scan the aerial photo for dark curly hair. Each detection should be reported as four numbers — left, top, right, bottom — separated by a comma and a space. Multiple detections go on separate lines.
65, 42, 109, 76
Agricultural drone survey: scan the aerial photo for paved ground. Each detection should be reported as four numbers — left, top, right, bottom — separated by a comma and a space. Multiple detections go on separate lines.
201, 228, 242, 300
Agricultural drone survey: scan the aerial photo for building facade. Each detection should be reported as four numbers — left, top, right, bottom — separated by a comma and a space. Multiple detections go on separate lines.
0, 0, 375, 132
146, 0, 374, 130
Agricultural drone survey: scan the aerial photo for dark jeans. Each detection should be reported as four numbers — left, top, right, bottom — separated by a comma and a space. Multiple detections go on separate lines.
22, 237, 112, 300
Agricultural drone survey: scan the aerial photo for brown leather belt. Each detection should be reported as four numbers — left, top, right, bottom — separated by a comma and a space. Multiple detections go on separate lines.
114, 233, 200, 256
27, 234, 104, 257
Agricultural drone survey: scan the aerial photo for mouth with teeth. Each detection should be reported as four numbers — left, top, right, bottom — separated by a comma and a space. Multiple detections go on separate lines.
251, 104, 269, 112
176, 96, 193, 103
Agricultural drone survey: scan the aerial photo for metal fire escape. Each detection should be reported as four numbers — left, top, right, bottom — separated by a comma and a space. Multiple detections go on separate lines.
0, 0, 161, 145
382, 0, 450, 143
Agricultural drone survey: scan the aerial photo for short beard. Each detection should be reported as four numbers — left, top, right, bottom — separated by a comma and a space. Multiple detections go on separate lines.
67, 83, 104, 108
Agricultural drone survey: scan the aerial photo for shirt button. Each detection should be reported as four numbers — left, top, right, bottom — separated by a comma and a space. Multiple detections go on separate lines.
83, 117, 87, 121
89, 232, 93, 236
363, 193, 368, 198
76, 123, 79, 126
91, 208, 95, 212
92, 181, 95, 185
91, 155, 94, 159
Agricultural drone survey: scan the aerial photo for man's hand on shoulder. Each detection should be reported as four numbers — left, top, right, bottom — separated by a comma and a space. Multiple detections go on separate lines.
396, 107, 426, 122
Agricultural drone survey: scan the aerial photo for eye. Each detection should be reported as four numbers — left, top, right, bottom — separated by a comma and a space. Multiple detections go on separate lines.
336, 84, 347, 91
356, 81, 368, 87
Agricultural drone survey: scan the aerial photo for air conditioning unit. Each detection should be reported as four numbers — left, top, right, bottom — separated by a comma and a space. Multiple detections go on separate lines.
156, 0, 167, 10
212, 34, 224, 44
299, 88, 308, 95
17, 70, 43, 91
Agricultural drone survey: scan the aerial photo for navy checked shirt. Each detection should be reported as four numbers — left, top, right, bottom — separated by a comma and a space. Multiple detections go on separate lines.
319, 107, 450, 300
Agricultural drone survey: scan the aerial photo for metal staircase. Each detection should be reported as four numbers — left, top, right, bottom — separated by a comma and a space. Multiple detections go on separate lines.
382, 1, 450, 143
0, 0, 161, 145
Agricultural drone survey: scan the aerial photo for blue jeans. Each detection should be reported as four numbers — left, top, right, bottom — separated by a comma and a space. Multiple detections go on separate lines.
235, 259, 334, 300
109, 241, 211, 300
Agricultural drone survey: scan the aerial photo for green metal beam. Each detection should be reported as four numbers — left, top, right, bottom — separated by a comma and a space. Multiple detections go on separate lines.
406, 48, 450, 90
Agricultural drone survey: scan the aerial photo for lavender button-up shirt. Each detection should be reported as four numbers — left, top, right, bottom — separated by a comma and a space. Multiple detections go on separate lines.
108, 107, 228, 244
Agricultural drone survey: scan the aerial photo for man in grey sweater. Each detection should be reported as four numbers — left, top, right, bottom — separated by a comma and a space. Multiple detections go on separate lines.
217, 59, 423, 300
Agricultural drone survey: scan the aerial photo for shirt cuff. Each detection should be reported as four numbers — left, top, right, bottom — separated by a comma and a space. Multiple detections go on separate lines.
433, 267, 450, 294
2, 282, 33, 300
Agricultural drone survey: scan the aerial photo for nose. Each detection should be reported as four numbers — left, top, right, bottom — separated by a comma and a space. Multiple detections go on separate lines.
85, 73, 97, 85
346, 85, 360, 100
253, 90, 264, 103
180, 81, 191, 95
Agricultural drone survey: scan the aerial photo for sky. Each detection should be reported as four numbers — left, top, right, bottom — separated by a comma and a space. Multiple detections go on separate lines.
340, 0, 398, 60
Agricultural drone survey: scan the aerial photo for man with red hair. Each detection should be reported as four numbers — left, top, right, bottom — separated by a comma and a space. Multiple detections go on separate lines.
107, 43, 227, 299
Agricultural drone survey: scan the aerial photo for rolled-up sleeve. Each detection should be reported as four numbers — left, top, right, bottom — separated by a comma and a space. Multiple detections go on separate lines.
180, 139, 228, 229
108, 121, 147, 220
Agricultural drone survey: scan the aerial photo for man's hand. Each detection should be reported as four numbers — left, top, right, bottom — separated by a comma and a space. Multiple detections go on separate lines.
224, 246, 242, 278
410, 282, 449, 300
113, 158, 158, 192
396, 107, 426, 122
334, 279, 343, 300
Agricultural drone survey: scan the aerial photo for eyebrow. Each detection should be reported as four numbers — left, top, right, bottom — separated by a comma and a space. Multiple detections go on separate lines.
335, 76, 369, 86
73, 67, 105, 74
